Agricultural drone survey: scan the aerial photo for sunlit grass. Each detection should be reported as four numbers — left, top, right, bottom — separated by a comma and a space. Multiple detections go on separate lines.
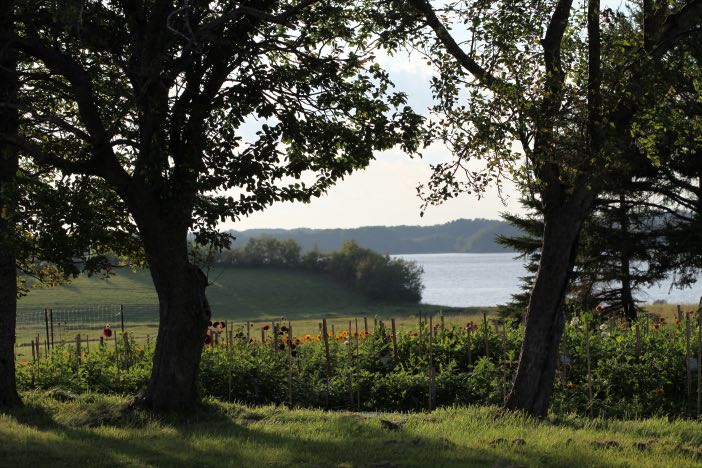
2, 391, 701, 467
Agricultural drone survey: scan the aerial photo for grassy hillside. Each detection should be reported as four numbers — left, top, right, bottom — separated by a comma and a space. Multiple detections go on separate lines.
17, 266, 469, 321
3, 391, 702, 467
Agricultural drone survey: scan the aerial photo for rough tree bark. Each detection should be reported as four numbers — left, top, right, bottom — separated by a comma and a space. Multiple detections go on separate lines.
505, 188, 593, 416
0, 0, 22, 408
127, 199, 211, 412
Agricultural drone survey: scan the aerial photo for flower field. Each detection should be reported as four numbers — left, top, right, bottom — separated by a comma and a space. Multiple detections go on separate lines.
16, 311, 702, 419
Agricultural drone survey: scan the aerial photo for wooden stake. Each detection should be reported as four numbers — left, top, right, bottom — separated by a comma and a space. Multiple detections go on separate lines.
502, 323, 508, 404
44, 309, 50, 354
585, 320, 592, 417
697, 312, 701, 418
428, 316, 435, 411
418, 312, 424, 357
483, 313, 489, 358
49, 309, 54, 349
331, 323, 335, 339
322, 318, 331, 408
348, 320, 354, 409
467, 324, 472, 366
364, 317, 368, 335
287, 321, 293, 408
440, 314, 445, 338
75, 334, 81, 360
678, 305, 683, 323
391, 318, 398, 362
273, 322, 278, 352
31, 340, 35, 362
246, 321, 251, 341
685, 312, 699, 410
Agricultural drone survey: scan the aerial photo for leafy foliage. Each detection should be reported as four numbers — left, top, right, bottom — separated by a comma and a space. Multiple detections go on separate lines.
17, 313, 698, 417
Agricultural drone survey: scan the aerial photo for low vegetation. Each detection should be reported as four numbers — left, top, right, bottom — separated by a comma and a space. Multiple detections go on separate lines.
2, 391, 701, 467
16, 312, 698, 418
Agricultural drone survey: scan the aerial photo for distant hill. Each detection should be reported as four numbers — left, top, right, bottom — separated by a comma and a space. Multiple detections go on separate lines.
228, 218, 519, 254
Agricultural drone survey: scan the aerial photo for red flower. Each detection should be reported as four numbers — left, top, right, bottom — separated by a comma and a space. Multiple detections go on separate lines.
262, 324, 270, 331
102, 325, 113, 338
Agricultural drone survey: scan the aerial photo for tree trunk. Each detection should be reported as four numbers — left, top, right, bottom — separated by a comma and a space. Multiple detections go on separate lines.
618, 194, 636, 322
0, 0, 22, 409
505, 190, 592, 417
131, 224, 211, 412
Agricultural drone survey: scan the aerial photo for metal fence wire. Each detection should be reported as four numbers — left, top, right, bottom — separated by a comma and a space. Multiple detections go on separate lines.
15, 304, 160, 351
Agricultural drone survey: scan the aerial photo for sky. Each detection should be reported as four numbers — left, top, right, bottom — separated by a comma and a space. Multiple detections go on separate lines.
224, 50, 524, 231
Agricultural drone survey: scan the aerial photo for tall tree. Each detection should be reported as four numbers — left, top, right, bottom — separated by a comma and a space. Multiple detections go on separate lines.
3, 1, 421, 411
0, 0, 22, 408
397, 0, 702, 415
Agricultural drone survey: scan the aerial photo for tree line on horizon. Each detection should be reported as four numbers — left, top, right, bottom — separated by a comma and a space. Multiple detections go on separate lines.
1, 0, 701, 420
226, 218, 519, 255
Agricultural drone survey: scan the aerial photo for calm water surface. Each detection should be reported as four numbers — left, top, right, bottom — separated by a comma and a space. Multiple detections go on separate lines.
394, 253, 702, 307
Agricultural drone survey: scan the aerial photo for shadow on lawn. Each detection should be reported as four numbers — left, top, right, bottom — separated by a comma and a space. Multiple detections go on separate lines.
2, 398, 634, 467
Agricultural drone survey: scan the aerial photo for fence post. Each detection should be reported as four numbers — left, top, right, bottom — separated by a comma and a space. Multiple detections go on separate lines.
273, 322, 279, 352
483, 313, 489, 358
36, 336, 41, 359
44, 309, 50, 354
49, 309, 54, 349
246, 321, 251, 342
331, 323, 335, 339
418, 312, 424, 358
685, 312, 699, 412
287, 321, 293, 408
322, 318, 331, 408
467, 324, 472, 366
364, 317, 368, 335
678, 305, 683, 323
120, 305, 125, 333
440, 313, 445, 339
502, 322, 508, 404
391, 318, 398, 362
75, 334, 81, 361
585, 319, 592, 417
348, 320, 354, 409
31, 340, 36, 362
428, 315, 435, 411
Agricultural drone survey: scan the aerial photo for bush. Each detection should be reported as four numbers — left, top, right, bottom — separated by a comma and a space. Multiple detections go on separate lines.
17, 314, 696, 418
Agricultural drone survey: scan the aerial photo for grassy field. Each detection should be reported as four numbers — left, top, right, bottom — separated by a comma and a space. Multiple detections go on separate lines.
17, 266, 477, 320
2, 391, 702, 467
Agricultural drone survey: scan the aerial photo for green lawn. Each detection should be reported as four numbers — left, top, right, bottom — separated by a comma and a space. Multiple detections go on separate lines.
17, 266, 477, 321
2, 391, 702, 467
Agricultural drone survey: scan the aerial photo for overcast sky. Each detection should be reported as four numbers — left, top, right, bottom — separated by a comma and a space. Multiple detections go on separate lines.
223, 50, 524, 231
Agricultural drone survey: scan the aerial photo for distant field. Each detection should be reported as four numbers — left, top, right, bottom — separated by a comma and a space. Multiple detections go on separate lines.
17, 266, 484, 321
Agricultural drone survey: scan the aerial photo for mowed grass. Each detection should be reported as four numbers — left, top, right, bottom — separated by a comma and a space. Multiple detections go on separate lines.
2, 391, 702, 467
17, 266, 475, 321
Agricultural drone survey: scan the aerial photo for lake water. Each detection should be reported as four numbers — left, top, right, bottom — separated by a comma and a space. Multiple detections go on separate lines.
394, 253, 702, 307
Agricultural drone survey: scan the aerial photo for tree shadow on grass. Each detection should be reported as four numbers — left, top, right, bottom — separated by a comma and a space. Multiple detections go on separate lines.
2, 399, 641, 467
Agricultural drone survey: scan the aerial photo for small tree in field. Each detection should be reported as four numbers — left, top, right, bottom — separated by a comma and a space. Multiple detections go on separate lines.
2, 1, 422, 410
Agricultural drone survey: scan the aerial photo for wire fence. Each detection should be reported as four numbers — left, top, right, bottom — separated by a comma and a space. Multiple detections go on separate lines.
15, 304, 159, 358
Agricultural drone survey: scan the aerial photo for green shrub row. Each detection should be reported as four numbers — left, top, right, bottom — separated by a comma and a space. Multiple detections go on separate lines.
16, 315, 696, 418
